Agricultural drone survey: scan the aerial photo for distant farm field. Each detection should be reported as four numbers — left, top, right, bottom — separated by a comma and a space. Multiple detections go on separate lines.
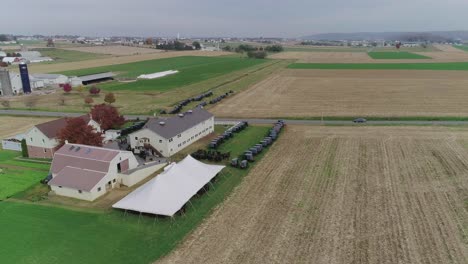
159, 126, 468, 264
211, 69, 468, 118
367, 51, 431, 59
27, 50, 230, 74
453, 45, 468, 52
289, 62, 468, 70
34, 48, 109, 63
62, 45, 161, 56
58, 56, 267, 92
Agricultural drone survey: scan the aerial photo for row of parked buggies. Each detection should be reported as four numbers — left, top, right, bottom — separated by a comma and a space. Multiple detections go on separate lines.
231, 120, 285, 169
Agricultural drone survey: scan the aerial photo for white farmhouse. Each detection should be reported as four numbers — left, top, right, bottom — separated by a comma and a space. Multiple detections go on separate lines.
129, 107, 214, 157
48, 144, 139, 201
24, 115, 101, 159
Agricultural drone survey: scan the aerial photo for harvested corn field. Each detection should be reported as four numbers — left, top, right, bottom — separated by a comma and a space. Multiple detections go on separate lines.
159, 126, 468, 264
62, 45, 162, 56
211, 69, 468, 118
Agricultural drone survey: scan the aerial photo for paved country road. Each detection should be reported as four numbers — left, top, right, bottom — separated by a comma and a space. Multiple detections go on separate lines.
2, 109, 468, 126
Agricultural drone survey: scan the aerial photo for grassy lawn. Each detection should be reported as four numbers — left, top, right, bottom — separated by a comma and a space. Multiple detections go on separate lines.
0, 125, 276, 264
368, 51, 431, 59
289, 62, 468, 71
0, 149, 49, 200
33, 48, 109, 63
57, 56, 267, 92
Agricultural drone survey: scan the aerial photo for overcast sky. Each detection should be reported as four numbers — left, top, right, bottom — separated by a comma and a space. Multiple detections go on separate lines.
3, 0, 468, 38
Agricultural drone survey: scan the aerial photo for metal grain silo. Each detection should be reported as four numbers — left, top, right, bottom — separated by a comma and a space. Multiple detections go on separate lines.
19, 62, 31, 94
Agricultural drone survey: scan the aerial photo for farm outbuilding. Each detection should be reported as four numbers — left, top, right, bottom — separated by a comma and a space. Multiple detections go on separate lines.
1, 138, 22, 151
78, 72, 115, 85
48, 144, 139, 201
48, 143, 166, 201
30, 74, 68, 87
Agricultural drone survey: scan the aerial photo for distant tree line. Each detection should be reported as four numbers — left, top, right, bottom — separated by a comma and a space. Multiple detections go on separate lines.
156, 41, 195, 51
222, 44, 283, 57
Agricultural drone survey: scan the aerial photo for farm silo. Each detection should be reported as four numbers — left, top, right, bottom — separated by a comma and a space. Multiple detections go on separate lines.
0, 68, 13, 96
19, 62, 31, 94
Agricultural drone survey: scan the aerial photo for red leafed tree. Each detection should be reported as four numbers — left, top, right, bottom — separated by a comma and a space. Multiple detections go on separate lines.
56, 117, 103, 149
89, 85, 101, 95
63, 83, 72, 93
396, 42, 401, 50
90, 104, 125, 130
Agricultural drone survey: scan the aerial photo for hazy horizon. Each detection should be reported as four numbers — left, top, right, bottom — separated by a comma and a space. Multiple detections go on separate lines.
3, 0, 468, 38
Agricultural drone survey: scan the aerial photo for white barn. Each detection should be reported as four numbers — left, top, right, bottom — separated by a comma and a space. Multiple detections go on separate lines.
48, 144, 139, 201
128, 107, 214, 157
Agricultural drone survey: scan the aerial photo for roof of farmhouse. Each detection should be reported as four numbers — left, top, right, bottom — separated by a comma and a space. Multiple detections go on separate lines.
35, 115, 90, 139
143, 107, 213, 139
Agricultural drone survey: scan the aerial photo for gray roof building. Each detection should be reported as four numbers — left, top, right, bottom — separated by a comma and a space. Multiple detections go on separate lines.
144, 107, 214, 139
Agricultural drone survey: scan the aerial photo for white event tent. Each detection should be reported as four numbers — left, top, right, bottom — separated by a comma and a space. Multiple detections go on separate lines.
113, 155, 225, 216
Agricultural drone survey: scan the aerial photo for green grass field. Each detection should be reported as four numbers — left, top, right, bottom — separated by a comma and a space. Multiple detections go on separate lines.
368, 51, 431, 59
57, 56, 267, 92
0, 126, 273, 264
289, 62, 468, 71
34, 48, 108, 63
0, 149, 49, 200
453, 45, 468, 52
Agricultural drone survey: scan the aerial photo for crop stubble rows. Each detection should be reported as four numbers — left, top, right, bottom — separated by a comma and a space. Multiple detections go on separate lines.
212, 69, 468, 118
159, 126, 468, 264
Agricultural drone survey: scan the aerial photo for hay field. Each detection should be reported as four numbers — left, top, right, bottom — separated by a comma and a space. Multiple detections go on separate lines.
270, 51, 374, 63
159, 126, 468, 264
271, 44, 468, 63
211, 69, 468, 118
27, 50, 230, 73
62, 45, 162, 56
0, 116, 55, 138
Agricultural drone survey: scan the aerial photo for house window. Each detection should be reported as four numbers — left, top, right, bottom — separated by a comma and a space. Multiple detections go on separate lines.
98, 187, 101, 192
43, 149, 47, 153
58, 186, 62, 188
159, 140, 162, 143
30, 138, 33, 142
177, 134, 181, 138
135, 137, 138, 140
78, 190, 82, 193
169, 138, 173, 142
42, 139, 45, 143
113, 179, 116, 183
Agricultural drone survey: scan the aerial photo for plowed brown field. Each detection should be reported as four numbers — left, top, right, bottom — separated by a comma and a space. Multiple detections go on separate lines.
158, 126, 468, 264
211, 69, 468, 118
